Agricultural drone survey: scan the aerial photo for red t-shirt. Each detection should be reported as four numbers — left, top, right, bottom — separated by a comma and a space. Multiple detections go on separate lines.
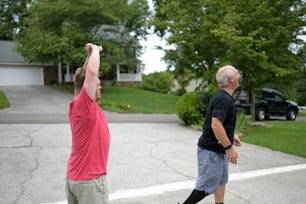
67, 87, 110, 180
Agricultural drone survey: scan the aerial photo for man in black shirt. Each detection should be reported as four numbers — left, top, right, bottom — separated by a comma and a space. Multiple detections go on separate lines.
182, 65, 241, 204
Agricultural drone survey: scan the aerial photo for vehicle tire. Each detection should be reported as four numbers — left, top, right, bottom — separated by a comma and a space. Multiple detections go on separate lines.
286, 109, 297, 121
256, 107, 266, 121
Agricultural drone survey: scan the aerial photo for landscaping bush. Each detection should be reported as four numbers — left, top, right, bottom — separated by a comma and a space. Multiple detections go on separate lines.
176, 91, 203, 125
235, 111, 250, 134
142, 71, 173, 94
198, 89, 213, 116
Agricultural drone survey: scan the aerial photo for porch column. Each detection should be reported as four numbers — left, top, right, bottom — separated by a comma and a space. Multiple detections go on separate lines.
57, 56, 62, 84
116, 63, 120, 81
64, 62, 73, 82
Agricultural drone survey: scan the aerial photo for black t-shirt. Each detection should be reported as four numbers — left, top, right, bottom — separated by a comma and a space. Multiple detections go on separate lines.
197, 89, 236, 154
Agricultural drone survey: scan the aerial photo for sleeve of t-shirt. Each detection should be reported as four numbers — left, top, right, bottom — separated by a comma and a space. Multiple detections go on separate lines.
76, 87, 97, 118
211, 97, 231, 123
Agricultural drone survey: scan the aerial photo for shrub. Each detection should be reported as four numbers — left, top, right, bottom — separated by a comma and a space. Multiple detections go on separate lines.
142, 71, 173, 94
198, 89, 213, 116
173, 87, 187, 96
235, 111, 250, 134
176, 91, 203, 125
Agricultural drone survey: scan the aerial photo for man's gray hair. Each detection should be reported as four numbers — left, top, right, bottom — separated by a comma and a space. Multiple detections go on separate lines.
216, 65, 237, 87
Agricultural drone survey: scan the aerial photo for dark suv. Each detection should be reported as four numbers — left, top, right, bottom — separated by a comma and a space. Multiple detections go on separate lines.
235, 88, 299, 121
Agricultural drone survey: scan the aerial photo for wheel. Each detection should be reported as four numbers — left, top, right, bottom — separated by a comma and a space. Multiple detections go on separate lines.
256, 107, 266, 121
286, 109, 297, 120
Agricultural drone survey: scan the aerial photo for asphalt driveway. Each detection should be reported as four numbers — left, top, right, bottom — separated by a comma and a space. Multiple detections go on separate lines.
0, 86, 72, 114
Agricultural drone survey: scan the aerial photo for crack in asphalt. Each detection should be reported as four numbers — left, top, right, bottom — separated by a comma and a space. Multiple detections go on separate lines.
0, 125, 45, 148
12, 126, 45, 204
15, 147, 42, 204
148, 141, 194, 180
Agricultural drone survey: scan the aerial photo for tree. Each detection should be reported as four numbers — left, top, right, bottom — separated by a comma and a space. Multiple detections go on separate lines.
297, 43, 306, 105
297, 73, 306, 106
152, 0, 224, 84
142, 71, 173, 93
152, 0, 305, 120
0, 0, 31, 40
15, 0, 150, 73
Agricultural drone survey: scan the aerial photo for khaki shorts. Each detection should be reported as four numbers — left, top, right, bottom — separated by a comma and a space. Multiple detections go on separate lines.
66, 174, 108, 204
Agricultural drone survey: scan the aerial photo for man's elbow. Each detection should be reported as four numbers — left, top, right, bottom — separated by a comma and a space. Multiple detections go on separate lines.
211, 118, 222, 130
86, 67, 99, 76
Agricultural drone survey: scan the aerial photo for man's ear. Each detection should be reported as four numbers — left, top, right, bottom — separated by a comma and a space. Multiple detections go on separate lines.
228, 76, 233, 83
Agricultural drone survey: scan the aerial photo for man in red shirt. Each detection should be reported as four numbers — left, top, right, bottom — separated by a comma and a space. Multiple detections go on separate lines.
66, 43, 110, 204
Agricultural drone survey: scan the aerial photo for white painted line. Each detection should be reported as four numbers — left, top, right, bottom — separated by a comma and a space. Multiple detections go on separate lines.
41, 163, 306, 204
230, 163, 306, 181
109, 180, 194, 201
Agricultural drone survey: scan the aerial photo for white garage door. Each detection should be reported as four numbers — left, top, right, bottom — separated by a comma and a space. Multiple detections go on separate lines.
0, 66, 43, 86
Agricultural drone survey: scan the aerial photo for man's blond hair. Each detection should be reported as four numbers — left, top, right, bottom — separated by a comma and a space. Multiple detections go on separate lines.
74, 67, 86, 95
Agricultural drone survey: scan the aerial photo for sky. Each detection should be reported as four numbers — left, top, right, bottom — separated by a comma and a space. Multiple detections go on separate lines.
140, 34, 168, 74
139, 0, 168, 74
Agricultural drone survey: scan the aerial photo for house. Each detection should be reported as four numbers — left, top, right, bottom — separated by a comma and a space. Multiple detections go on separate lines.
0, 40, 57, 86
172, 78, 200, 93
0, 27, 142, 86
92, 24, 142, 85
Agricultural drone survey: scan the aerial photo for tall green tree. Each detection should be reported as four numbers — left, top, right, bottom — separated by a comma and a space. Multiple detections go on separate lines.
0, 0, 31, 40
297, 43, 306, 105
152, 0, 224, 84
15, 0, 150, 72
152, 0, 305, 120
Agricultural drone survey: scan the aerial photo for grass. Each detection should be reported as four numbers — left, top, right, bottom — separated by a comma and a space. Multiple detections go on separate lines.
241, 121, 306, 158
56, 84, 74, 94
298, 110, 306, 117
99, 86, 179, 113
0, 90, 10, 109
57, 84, 179, 113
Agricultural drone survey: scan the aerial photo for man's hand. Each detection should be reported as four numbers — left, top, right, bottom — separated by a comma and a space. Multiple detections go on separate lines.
226, 134, 241, 164
233, 134, 241, 147
226, 147, 238, 164
85, 43, 92, 55
86, 43, 103, 54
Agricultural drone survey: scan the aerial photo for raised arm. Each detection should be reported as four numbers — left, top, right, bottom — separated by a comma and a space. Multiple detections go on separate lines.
83, 43, 102, 99
82, 44, 92, 69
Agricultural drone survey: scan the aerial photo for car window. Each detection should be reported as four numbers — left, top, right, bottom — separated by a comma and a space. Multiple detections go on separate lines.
262, 91, 273, 98
273, 92, 284, 100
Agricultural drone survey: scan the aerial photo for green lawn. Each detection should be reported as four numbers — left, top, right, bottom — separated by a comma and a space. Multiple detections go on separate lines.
0, 90, 10, 109
299, 110, 306, 117
241, 121, 306, 158
57, 85, 179, 113
99, 86, 179, 113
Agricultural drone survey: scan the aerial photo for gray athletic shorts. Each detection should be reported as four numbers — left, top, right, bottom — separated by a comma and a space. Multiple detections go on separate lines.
195, 147, 228, 194
66, 174, 108, 204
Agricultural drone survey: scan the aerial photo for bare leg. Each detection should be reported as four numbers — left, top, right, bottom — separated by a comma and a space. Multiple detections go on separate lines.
214, 184, 225, 203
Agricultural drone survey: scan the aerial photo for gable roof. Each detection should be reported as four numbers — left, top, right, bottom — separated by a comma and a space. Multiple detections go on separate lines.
92, 24, 137, 45
0, 40, 26, 63
0, 40, 48, 66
